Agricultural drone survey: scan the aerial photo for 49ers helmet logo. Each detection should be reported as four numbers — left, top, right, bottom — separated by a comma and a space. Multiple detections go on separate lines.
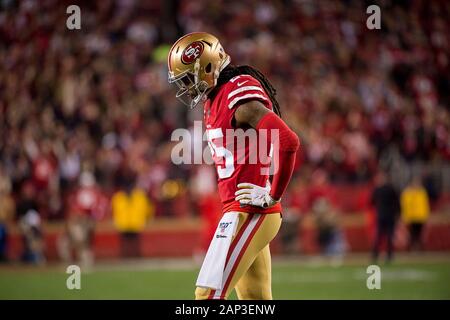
181, 41, 204, 65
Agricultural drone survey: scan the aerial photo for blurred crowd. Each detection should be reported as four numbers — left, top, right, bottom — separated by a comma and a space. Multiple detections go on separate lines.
0, 0, 449, 241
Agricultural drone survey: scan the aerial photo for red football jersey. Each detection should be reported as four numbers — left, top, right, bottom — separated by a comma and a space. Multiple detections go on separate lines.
69, 186, 108, 220
203, 74, 282, 214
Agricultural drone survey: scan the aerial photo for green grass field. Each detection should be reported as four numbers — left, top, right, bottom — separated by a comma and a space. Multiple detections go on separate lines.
1, 254, 449, 299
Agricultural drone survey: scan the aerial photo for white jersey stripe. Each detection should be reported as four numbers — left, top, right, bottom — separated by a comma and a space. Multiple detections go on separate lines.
212, 214, 262, 299
229, 75, 242, 83
227, 86, 265, 99
228, 93, 268, 109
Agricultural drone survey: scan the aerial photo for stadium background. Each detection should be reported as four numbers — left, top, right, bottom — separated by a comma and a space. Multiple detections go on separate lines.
0, 0, 449, 299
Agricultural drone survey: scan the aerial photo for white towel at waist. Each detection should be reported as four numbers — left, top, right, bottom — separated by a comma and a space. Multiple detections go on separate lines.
196, 211, 239, 290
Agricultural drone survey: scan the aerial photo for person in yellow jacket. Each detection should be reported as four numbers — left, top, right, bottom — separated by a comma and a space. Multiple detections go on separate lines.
112, 184, 154, 257
401, 176, 430, 251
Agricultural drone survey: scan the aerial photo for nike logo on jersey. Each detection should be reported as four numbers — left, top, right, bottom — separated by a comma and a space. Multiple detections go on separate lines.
237, 80, 249, 87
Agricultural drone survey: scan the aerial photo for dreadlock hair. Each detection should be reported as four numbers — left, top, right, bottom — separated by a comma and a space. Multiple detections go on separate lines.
209, 65, 281, 117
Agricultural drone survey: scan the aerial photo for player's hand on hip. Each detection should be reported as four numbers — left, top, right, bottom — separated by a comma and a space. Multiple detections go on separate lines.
235, 181, 279, 209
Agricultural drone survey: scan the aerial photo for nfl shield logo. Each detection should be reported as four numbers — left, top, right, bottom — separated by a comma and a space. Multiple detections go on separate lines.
219, 222, 232, 233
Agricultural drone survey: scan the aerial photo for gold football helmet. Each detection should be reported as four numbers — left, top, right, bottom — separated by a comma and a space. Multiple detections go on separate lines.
168, 32, 230, 108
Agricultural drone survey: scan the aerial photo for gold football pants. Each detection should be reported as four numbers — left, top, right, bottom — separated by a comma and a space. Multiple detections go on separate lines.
195, 212, 282, 300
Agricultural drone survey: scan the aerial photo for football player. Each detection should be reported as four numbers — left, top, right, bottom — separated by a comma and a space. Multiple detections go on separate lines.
168, 32, 300, 300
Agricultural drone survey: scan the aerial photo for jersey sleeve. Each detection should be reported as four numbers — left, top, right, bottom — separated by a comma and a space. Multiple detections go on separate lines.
225, 75, 272, 110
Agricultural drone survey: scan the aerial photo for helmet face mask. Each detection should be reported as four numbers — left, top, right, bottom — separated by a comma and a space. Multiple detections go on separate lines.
167, 32, 230, 109
168, 70, 208, 109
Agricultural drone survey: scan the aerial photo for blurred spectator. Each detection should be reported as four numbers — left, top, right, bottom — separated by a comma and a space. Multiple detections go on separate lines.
422, 168, 441, 206
16, 182, 38, 221
371, 171, 400, 263
279, 178, 308, 255
312, 197, 347, 264
112, 170, 154, 258
401, 176, 430, 251
0, 168, 15, 262
279, 208, 302, 255
15, 181, 46, 263
57, 171, 108, 268
0, 224, 6, 262
307, 170, 337, 209
18, 209, 45, 265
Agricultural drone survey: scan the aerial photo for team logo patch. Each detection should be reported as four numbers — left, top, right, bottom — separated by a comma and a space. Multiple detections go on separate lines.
181, 41, 204, 65
219, 222, 232, 233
